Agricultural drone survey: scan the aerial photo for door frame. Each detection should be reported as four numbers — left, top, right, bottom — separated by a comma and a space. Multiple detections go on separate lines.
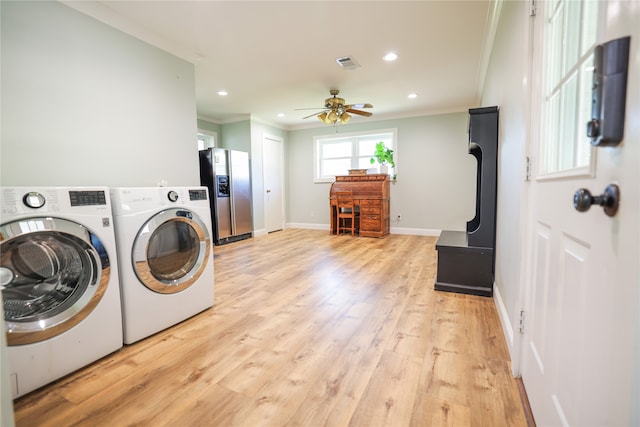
510, 0, 540, 378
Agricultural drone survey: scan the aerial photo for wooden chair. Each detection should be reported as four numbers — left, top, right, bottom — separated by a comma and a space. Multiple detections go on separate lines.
335, 191, 359, 236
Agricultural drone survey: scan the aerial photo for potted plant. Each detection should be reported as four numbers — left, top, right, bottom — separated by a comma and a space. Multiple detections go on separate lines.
370, 141, 395, 175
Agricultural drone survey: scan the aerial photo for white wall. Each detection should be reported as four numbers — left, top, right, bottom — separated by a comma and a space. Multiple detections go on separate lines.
479, 0, 529, 364
1, 1, 199, 188
197, 119, 221, 139
287, 113, 476, 232
220, 121, 252, 153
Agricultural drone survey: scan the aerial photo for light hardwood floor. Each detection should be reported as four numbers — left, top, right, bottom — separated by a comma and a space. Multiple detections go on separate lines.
13, 229, 528, 426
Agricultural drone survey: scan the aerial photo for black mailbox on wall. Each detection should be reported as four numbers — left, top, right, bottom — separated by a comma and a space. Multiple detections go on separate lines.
434, 106, 499, 297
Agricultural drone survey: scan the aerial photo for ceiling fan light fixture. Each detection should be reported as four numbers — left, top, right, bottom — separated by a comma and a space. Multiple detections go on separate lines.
340, 112, 351, 124
301, 89, 373, 125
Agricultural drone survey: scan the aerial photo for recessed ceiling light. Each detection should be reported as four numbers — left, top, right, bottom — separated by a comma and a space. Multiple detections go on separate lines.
217, 90, 228, 96
277, 113, 285, 117
408, 93, 418, 99
383, 52, 398, 62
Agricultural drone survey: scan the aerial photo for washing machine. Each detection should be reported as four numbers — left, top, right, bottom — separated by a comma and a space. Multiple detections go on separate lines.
0, 187, 123, 398
110, 187, 214, 345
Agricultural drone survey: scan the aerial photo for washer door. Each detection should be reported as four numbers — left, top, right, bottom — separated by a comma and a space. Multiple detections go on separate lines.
132, 209, 211, 294
0, 218, 110, 346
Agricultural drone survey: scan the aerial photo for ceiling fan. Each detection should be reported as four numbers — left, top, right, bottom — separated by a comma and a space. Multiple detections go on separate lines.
298, 89, 373, 125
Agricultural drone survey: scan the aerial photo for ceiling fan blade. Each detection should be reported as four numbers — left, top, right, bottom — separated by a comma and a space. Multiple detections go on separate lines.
344, 103, 373, 109
295, 107, 326, 110
346, 109, 373, 117
301, 111, 326, 119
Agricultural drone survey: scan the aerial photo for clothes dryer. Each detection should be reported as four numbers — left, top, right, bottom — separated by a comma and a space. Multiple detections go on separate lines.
0, 187, 123, 398
110, 187, 214, 345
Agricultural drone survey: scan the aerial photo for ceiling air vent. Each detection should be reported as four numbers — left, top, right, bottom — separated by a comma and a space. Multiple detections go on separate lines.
336, 56, 361, 70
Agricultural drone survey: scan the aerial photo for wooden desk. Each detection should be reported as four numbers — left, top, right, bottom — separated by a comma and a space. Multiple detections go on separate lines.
329, 174, 390, 238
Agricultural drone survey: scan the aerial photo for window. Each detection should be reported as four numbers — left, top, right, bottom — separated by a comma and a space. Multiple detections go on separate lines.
314, 129, 397, 182
539, 0, 600, 176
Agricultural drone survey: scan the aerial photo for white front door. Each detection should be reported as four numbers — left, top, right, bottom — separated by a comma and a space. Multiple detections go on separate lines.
521, 1, 639, 426
263, 135, 284, 233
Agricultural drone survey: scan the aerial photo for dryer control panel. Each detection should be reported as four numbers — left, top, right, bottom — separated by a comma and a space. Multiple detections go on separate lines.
189, 189, 208, 201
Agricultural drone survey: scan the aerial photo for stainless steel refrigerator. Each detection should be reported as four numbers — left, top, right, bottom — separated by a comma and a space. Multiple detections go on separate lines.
199, 148, 253, 245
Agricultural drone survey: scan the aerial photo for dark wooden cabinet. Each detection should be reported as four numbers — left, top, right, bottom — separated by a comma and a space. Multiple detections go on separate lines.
329, 174, 390, 238
435, 107, 499, 297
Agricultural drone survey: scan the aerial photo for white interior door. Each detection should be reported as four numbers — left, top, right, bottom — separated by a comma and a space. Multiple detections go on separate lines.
521, 1, 639, 426
263, 135, 284, 233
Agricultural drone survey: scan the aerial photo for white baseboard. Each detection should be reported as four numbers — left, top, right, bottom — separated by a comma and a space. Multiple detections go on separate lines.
493, 284, 520, 376
390, 226, 441, 236
493, 284, 514, 346
286, 223, 329, 231
252, 228, 267, 237
286, 223, 441, 236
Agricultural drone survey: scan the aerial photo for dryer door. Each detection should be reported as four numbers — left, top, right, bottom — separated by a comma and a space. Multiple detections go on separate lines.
132, 209, 211, 294
0, 218, 111, 346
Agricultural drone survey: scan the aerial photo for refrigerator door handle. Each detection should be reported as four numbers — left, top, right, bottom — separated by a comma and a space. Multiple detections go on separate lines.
228, 158, 236, 235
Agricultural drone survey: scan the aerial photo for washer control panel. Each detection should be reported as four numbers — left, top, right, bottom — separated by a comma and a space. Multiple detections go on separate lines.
23, 192, 46, 209
167, 191, 179, 202
1, 187, 111, 215
69, 190, 107, 206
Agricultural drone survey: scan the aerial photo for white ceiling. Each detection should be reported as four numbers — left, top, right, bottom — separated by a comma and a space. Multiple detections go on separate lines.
63, 1, 499, 130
